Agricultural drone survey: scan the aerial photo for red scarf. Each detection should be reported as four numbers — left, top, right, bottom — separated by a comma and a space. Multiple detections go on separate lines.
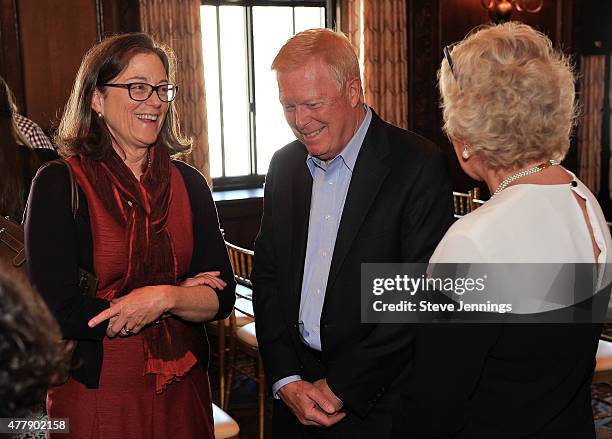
67, 145, 197, 393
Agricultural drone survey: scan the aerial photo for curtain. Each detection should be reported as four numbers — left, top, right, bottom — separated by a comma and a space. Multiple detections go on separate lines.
340, 0, 408, 129
577, 55, 605, 195
139, 0, 211, 184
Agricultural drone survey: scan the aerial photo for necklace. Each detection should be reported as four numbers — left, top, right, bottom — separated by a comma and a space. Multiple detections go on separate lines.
493, 160, 560, 196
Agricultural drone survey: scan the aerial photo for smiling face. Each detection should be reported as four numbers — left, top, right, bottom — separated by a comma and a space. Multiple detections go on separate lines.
277, 57, 363, 160
91, 52, 169, 154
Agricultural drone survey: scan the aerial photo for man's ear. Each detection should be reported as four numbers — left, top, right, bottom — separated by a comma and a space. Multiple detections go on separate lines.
346, 76, 363, 108
91, 88, 104, 115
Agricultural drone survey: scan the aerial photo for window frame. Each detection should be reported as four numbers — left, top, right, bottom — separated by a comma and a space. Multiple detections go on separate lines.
201, 0, 334, 190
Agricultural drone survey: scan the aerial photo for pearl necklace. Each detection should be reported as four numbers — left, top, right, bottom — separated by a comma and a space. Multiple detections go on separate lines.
493, 160, 560, 196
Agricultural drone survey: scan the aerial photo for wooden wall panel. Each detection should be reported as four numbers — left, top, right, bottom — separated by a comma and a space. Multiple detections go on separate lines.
440, 0, 567, 49
18, 0, 99, 130
0, 0, 25, 111
217, 198, 263, 250
100, 0, 140, 37
0, 0, 140, 132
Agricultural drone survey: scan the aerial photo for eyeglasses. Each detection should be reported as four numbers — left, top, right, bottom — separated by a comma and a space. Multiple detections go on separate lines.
102, 82, 178, 102
443, 45, 457, 82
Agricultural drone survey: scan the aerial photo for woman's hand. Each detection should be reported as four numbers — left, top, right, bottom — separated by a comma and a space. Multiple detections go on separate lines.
180, 271, 227, 290
88, 285, 170, 337
90, 271, 227, 335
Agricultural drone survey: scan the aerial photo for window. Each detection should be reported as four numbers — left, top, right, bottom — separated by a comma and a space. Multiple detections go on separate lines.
200, 1, 329, 189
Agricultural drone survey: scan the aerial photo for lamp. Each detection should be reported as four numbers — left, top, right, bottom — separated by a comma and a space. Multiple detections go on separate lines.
481, 0, 544, 23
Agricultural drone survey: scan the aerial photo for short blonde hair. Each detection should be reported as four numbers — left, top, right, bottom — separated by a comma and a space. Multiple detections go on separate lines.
272, 28, 360, 90
439, 22, 577, 169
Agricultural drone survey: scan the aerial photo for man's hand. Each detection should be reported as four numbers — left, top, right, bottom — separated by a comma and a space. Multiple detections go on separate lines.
313, 379, 343, 412
278, 380, 346, 427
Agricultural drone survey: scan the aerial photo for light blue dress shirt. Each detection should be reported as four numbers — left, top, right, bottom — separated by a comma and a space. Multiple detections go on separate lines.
272, 105, 372, 397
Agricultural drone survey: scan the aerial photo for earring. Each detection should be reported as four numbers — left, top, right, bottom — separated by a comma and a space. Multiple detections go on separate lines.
462, 146, 470, 160
97, 112, 103, 119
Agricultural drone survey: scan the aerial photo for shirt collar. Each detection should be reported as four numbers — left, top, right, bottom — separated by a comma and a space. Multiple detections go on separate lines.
306, 104, 372, 176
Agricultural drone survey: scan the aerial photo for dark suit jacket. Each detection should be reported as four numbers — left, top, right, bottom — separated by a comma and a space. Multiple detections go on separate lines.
252, 111, 454, 430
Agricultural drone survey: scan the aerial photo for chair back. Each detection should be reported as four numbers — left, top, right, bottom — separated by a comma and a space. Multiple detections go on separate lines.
225, 241, 254, 287
453, 187, 483, 218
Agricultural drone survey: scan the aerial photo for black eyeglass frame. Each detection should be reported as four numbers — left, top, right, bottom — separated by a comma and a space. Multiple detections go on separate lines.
443, 45, 458, 82
102, 82, 179, 102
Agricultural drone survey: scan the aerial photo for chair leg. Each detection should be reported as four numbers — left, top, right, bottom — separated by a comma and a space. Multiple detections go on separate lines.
258, 354, 266, 439
218, 322, 226, 408
223, 327, 237, 411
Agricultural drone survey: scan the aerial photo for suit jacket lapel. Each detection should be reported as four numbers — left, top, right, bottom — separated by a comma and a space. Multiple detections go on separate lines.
326, 112, 391, 293
289, 148, 313, 317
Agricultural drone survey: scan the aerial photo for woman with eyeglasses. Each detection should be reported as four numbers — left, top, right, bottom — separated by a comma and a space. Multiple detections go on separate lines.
396, 22, 612, 438
24, 33, 235, 438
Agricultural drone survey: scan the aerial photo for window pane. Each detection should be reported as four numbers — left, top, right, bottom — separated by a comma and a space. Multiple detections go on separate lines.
203, 5, 327, 181
219, 6, 250, 177
253, 6, 295, 175
200, 6, 223, 178
294, 6, 326, 33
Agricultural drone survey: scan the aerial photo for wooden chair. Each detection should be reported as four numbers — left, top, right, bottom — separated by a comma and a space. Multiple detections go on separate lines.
593, 339, 612, 420
208, 298, 254, 408
226, 241, 254, 286
595, 339, 612, 383
209, 242, 255, 407
223, 242, 267, 439
453, 187, 483, 218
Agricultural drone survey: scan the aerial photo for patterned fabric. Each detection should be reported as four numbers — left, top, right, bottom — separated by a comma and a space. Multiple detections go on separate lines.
340, 0, 409, 129
577, 55, 605, 196
13, 113, 55, 150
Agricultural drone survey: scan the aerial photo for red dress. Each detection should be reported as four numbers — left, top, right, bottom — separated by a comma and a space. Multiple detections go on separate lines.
46, 165, 214, 439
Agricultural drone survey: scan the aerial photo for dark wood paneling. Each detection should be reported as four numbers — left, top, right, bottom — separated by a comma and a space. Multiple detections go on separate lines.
0, 0, 25, 110
100, 0, 140, 37
18, 0, 99, 130
573, 0, 612, 54
0, 0, 141, 131
217, 198, 263, 250
407, 0, 438, 141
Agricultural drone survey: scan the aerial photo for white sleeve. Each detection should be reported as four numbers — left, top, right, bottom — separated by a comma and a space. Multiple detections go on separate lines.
429, 229, 487, 264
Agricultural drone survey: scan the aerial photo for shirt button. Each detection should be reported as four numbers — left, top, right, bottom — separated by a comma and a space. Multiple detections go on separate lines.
321, 251, 327, 257
328, 180, 333, 185
317, 289, 321, 295
325, 215, 331, 220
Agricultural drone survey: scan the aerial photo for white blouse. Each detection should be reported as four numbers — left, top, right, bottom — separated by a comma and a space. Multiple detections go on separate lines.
431, 176, 611, 265
430, 174, 612, 314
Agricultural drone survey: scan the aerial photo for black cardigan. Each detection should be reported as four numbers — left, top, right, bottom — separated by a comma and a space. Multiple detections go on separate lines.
25, 160, 236, 388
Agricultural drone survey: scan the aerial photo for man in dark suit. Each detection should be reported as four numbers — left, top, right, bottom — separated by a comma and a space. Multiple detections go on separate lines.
252, 28, 454, 438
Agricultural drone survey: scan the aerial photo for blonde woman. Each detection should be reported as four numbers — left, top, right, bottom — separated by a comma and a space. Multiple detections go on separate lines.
398, 22, 612, 438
